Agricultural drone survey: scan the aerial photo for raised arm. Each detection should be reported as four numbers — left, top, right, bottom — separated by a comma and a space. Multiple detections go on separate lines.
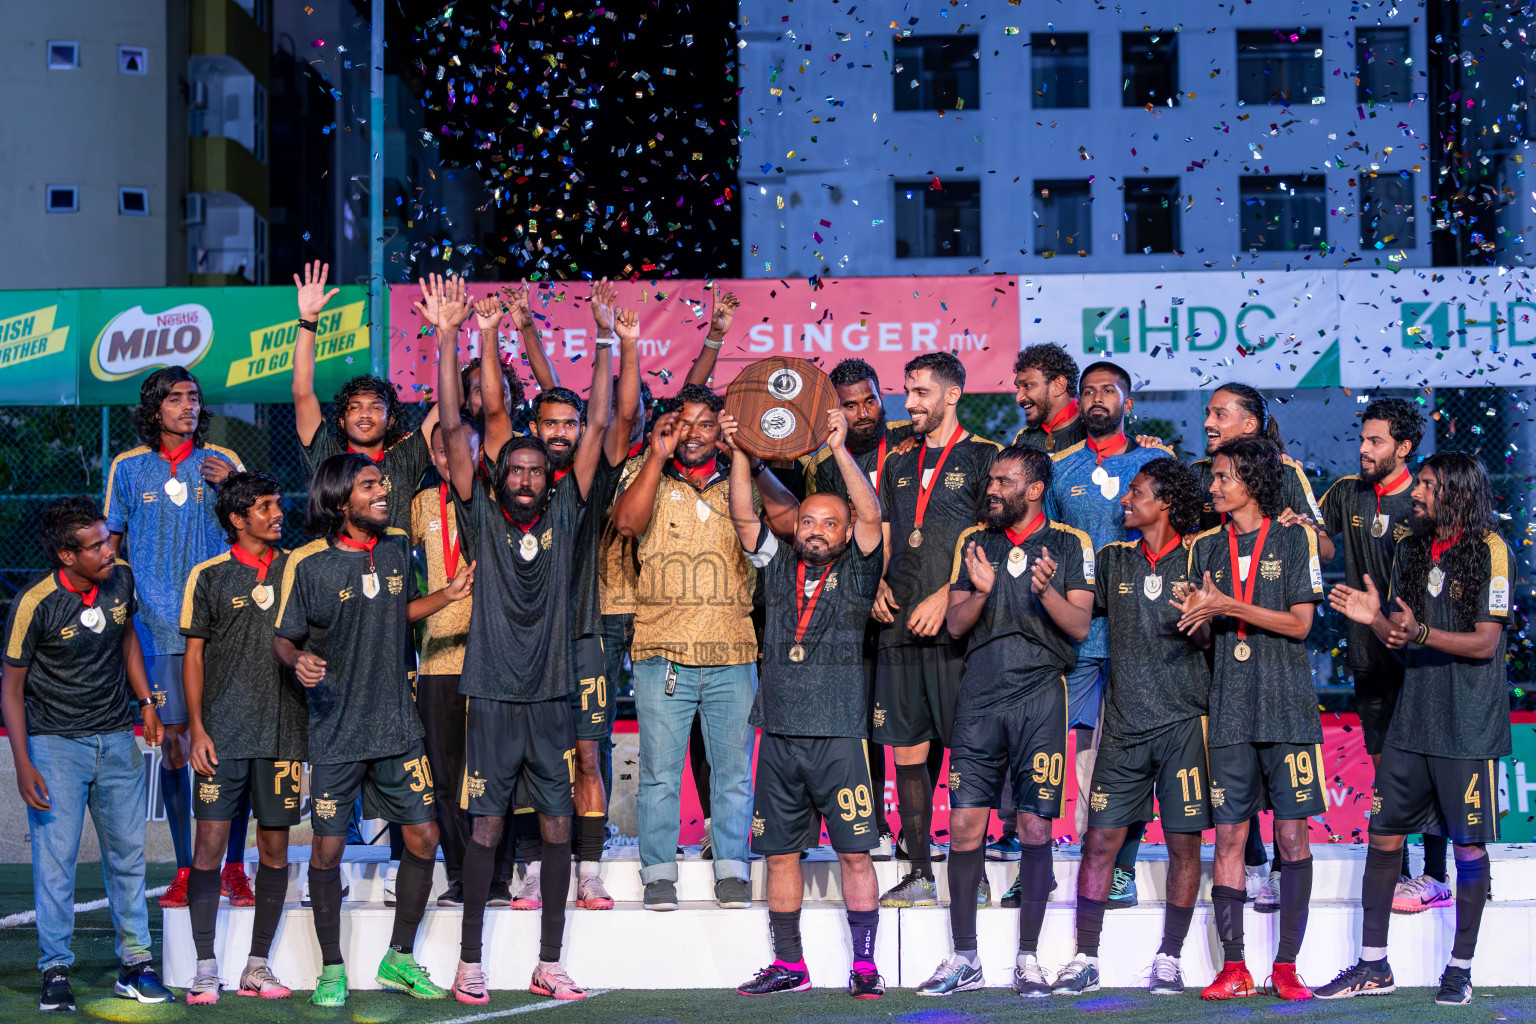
504, 282, 559, 390
476, 284, 516, 464
607, 305, 641, 466
684, 288, 738, 386
727, 431, 765, 552
426, 280, 478, 500
570, 323, 614, 502
292, 260, 341, 446
824, 408, 881, 555
611, 410, 679, 538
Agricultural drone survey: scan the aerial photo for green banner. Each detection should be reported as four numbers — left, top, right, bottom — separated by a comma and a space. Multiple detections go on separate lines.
1501, 723, 1536, 843
0, 286, 379, 406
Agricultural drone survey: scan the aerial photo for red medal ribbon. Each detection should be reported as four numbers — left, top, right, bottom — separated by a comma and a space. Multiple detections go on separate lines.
675, 456, 718, 487
336, 531, 379, 572
1226, 517, 1271, 643
1085, 432, 1128, 465
1141, 533, 1183, 573
553, 467, 570, 484
627, 440, 645, 460
229, 544, 276, 582
500, 505, 541, 533
1003, 511, 1047, 548
347, 445, 386, 464
874, 431, 888, 489
438, 482, 461, 578
912, 427, 965, 533
57, 569, 98, 608
794, 560, 833, 646
1431, 530, 1462, 565
1044, 400, 1079, 435
161, 437, 194, 483
1373, 466, 1411, 519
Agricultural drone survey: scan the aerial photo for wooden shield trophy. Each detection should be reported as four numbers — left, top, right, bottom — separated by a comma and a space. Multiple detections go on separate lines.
723, 357, 838, 460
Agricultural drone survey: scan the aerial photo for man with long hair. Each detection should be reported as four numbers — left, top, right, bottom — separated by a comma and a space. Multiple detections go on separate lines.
1050, 458, 1211, 996
105, 366, 247, 909
273, 454, 472, 1005
1320, 453, 1512, 1006
1318, 398, 1449, 909
1177, 437, 1324, 1002
291, 261, 436, 530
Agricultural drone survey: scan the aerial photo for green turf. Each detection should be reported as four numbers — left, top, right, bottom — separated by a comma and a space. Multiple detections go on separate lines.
0, 864, 1530, 1021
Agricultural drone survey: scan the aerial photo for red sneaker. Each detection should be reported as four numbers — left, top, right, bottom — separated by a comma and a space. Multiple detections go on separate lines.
1200, 961, 1257, 1000
1267, 962, 1313, 1001
221, 862, 255, 907
159, 867, 191, 909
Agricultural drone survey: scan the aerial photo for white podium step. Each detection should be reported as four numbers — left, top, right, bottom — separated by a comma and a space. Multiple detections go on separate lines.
157, 843, 1536, 991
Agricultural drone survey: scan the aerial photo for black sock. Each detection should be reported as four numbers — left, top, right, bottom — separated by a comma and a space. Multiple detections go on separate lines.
161, 765, 193, 869
460, 837, 497, 963
947, 846, 984, 953
308, 865, 344, 965
1275, 855, 1313, 964
389, 850, 435, 955
1075, 896, 1107, 958
1017, 842, 1052, 954
538, 839, 572, 963
248, 862, 287, 960
1361, 845, 1400, 951
1114, 823, 1145, 870
894, 762, 932, 878
1400, 843, 1413, 879
188, 867, 222, 961
226, 792, 251, 867
1212, 884, 1245, 963
1243, 815, 1267, 868
847, 907, 878, 964
513, 812, 543, 862
769, 909, 803, 964
574, 815, 607, 865
1158, 902, 1194, 957
1424, 834, 1449, 883
1452, 853, 1489, 962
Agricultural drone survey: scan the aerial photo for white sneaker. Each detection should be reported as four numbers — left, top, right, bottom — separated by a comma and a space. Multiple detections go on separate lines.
1253, 870, 1281, 914
1244, 864, 1269, 901
1394, 873, 1453, 914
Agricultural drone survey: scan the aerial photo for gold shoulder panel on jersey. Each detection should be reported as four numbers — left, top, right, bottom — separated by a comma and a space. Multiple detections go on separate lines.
1187, 525, 1224, 570
203, 443, 246, 472
5, 575, 59, 661
1145, 442, 1176, 458
1050, 439, 1088, 462
1484, 531, 1512, 617
1049, 521, 1095, 555
180, 551, 232, 629
275, 538, 329, 624
968, 434, 1003, 451
1319, 474, 1358, 507
950, 524, 987, 584
114, 558, 130, 567
385, 526, 410, 538
103, 445, 152, 517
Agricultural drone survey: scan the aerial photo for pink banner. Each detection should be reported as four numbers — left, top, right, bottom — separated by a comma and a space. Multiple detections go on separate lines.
387, 276, 1022, 401
630, 712, 1376, 848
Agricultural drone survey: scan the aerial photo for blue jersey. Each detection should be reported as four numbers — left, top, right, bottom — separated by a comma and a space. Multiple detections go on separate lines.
1045, 438, 1174, 659
104, 442, 244, 657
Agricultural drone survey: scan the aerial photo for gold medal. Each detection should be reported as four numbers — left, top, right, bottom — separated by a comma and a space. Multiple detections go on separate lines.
1007, 546, 1027, 578
251, 584, 273, 610
362, 571, 380, 599
788, 644, 806, 663
1233, 640, 1252, 662
519, 532, 540, 561
1371, 514, 1388, 539
908, 528, 923, 548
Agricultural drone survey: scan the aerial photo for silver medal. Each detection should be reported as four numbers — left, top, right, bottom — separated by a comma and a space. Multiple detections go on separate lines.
79, 607, 105, 633
251, 584, 273, 610
1427, 565, 1445, 597
1007, 546, 1027, 578
1143, 574, 1163, 600
1371, 514, 1388, 539
164, 477, 187, 506
1091, 465, 1109, 486
362, 571, 380, 599
520, 532, 540, 561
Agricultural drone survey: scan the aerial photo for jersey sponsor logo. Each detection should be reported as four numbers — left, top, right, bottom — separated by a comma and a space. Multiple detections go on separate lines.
1118, 582, 1135, 595
197, 781, 221, 804
90, 301, 214, 381
339, 587, 355, 602
1089, 789, 1108, 812
943, 470, 966, 490
151, 689, 168, 708
232, 595, 249, 609
1259, 558, 1283, 581
1071, 485, 1088, 498
1371, 790, 1383, 815
387, 572, 405, 596
1210, 785, 1226, 808
948, 768, 961, 791
751, 813, 766, 837
872, 705, 886, 728
1490, 575, 1510, 613
60, 624, 79, 640
894, 476, 911, 488
141, 491, 159, 504
313, 796, 339, 819
1309, 555, 1323, 592
111, 601, 128, 625
1392, 523, 1412, 542
464, 773, 487, 799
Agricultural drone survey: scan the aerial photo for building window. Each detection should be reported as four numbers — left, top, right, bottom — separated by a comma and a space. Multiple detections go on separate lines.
46, 186, 79, 213
118, 46, 147, 75
47, 42, 79, 69
1361, 172, 1415, 248
894, 180, 982, 258
1033, 179, 1092, 256
253, 81, 268, 163
1124, 178, 1181, 254
118, 187, 150, 216
1240, 175, 1326, 250
893, 36, 979, 111
1122, 32, 1178, 107
1031, 33, 1088, 108
1238, 29, 1324, 105
1357, 27, 1412, 104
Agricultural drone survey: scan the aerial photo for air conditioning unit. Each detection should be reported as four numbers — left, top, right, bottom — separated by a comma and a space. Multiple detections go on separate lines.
183, 193, 206, 225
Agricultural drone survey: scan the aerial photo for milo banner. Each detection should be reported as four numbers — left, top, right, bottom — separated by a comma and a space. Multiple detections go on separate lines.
0, 287, 373, 406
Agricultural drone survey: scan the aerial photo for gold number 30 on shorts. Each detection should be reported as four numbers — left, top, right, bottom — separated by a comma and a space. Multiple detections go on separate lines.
403, 757, 434, 793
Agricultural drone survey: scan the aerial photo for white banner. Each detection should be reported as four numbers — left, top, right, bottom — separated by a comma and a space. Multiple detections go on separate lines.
1019, 267, 1536, 390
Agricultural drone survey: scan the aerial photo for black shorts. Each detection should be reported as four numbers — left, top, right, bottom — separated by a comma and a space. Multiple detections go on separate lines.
569, 635, 613, 742
308, 744, 436, 837
194, 758, 304, 829
1370, 745, 1500, 845
872, 639, 965, 748
1208, 741, 1327, 825
948, 681, 1067, 819
1353, 664, 1405, 757
1089, 717, 1212, 833
751, 734, 878, 856
463, 696, 575, 818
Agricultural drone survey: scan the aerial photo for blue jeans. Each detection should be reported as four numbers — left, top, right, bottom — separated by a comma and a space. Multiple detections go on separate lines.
1065, 655, 1109, 730
632, 658, 756, 883
26, 731, 152, 972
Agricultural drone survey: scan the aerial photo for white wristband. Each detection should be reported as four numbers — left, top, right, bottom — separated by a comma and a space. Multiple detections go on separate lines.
703, 337, 723, 350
